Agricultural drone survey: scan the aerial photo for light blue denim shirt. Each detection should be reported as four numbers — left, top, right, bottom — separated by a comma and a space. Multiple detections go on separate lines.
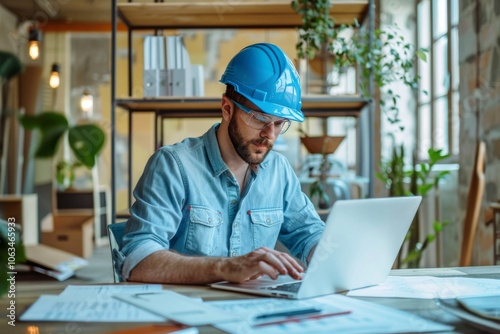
117, 124, 324, 280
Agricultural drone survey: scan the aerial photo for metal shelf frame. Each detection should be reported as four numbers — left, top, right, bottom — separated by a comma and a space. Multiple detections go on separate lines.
110, 0, 375, 221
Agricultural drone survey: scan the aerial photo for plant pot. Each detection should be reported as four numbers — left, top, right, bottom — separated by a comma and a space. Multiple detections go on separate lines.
300, 136, 345, 154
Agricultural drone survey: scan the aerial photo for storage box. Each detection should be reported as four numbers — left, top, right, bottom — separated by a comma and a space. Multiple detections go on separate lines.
55, 188, 111, 247
41, 214, 94, 258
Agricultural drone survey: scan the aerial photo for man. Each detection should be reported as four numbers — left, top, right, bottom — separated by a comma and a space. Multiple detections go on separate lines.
117, 43, 325, 284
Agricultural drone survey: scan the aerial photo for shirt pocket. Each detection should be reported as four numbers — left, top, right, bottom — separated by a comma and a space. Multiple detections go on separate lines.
248, 208, 283, 249
185, 205, 223, 255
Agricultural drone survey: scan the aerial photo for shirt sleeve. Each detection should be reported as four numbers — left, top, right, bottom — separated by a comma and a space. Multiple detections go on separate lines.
118, 148, 186, 280
278, 158, 325, 265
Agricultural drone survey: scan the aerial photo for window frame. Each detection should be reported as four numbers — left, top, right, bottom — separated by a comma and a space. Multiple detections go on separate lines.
415, 0, 459, 159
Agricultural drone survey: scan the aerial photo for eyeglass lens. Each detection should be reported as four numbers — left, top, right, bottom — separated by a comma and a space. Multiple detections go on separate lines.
232, 99, 291, 134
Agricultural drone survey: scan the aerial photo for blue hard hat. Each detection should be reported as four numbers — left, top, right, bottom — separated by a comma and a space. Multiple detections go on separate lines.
220, 43, 304, 122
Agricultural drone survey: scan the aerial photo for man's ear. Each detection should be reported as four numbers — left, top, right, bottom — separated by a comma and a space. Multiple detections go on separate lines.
221, 95, 233, 120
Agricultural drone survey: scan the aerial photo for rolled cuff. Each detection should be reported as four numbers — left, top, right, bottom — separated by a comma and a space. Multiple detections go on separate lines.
121, 240, 166, 280
300, 235, 322, 266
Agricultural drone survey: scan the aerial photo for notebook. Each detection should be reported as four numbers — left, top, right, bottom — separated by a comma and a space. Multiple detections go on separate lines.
210, 196, 422, 299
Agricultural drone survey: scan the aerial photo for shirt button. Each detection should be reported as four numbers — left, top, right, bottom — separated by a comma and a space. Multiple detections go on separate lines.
208, 218, 212, 223
231, 200, 236, 205
232, 252, 237, 257
266, 218, 270, 223
234, 223, 238, 228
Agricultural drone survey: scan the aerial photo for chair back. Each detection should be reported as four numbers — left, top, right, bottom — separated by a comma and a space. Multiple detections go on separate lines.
460, 141, 486, 266
108, 222, 127, 282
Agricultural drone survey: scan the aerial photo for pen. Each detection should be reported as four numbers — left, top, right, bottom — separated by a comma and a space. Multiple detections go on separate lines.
254, 307, 322, 320
254, 310, 352, 327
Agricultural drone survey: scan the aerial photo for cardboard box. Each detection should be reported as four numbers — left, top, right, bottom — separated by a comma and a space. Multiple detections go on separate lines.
41, 214, 94, 259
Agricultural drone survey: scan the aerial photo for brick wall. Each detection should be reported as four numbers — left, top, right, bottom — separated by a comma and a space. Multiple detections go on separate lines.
459, 0, 500, 265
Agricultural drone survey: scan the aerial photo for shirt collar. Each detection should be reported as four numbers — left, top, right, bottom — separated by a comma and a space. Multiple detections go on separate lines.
203, 124, 227, 177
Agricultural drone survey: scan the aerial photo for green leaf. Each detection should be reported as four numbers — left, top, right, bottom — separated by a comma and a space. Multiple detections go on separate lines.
35, 124, 67, 158
416, 49, 428, 62
68, 124, 106, 168
0, 51, 23, 80
20, 112, 69, 133
401, 249, 422, 265
19, 112, 69, 158
420, 163, 429, 175
18, 114, 41, 130
417, 183, 433, 196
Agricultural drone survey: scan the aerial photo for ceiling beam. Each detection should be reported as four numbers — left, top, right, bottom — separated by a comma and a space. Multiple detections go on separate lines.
41, 22, 128, 33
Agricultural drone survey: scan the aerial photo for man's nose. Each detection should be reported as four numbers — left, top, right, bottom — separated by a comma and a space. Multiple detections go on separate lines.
260, 123, 277, 139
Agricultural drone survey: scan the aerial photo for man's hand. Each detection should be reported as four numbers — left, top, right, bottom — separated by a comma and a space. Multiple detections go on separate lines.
216, 247, 304, 283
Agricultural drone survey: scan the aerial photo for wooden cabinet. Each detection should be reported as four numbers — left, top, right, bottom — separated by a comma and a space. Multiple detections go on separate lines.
0, 194, 38, 245
111, 0, 374, 219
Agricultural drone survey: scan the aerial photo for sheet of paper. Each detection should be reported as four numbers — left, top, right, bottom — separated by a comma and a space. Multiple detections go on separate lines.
20, 295, 165, 322
208, 294, 453, 334
115, 291, 240, 326
60, 284, 163, 296
20, 284, 165, 322
347, 276, 500, 299
390, 268, 467, 276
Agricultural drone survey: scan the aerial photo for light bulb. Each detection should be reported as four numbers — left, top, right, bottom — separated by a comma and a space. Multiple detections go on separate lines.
80, 91, 93, 117
49, 63, 60, 88
28, 41, 40, 60
28, 27, 42, 60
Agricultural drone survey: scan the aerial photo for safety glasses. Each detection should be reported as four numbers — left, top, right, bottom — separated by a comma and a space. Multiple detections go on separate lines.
231, 99, 291, 135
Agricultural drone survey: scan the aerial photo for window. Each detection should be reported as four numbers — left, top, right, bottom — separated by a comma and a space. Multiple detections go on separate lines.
416, 0, 460, 159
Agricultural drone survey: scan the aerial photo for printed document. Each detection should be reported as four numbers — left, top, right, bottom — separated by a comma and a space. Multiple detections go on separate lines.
20, 284, 165, 322
208, 294, 453, 334
347, 276, 500, 299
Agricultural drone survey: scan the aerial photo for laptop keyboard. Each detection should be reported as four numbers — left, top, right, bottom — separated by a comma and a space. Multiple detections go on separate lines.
265, 282, 302, 293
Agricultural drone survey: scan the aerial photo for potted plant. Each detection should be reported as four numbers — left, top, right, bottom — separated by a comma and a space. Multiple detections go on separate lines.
292, 0, 427, 125
300, 134, 345, 155
377, 145, 450, 268
298, 128, 345, 210
308, 152, 332, 210
56, 160, 84, 190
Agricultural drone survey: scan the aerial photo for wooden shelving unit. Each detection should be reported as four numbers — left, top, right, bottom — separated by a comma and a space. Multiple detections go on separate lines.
116, 96, 369, 117
117, 1, 369, 29
110, 0, 374, 219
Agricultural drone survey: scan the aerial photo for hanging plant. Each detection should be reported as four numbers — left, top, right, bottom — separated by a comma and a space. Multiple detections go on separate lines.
291, 0, 428, 127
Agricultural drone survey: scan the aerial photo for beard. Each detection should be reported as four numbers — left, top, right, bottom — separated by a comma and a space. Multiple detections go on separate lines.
228, 114, 273, 165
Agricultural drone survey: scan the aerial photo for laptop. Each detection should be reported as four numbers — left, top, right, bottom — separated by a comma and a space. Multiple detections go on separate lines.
210, 196, 422, 299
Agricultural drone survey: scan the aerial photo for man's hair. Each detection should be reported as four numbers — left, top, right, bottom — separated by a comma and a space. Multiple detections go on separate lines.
224, 85, 248, 105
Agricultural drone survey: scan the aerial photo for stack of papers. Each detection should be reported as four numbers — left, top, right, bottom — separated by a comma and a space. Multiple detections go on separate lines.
20, 285, 238, 326
26, 279, 500, 333
208, 294, 453, 334
20, 285, 166, 322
